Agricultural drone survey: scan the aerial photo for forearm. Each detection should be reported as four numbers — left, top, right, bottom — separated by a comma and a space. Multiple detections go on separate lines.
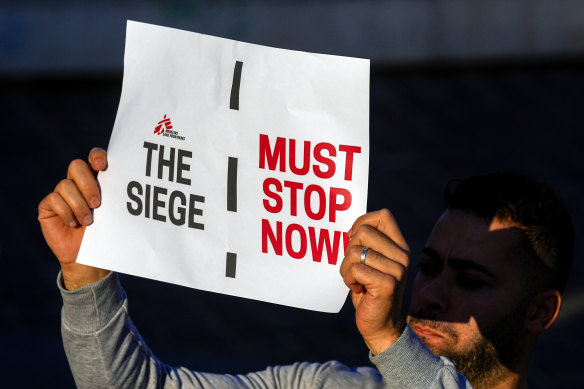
59, 271, 161, 388
59, 272, 237, 388
58, 272, 298, 389
58, 272, 387, 389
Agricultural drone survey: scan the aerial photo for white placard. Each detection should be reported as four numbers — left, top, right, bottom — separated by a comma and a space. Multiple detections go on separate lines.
77, 21, 369, 312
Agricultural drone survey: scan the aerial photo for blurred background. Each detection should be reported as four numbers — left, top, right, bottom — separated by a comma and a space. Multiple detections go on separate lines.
1, 1, 583, 387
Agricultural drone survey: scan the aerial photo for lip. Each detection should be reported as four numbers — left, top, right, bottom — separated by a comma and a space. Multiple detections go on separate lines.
410, 324, 445, 339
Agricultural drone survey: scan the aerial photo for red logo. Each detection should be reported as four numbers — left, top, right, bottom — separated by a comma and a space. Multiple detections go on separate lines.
154, 115, 173, 135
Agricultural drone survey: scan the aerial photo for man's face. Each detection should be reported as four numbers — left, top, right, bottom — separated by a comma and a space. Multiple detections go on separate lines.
407, 210, 529, 384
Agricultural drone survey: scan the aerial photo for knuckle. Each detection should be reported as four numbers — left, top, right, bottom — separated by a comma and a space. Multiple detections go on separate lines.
342, 266, 354, 282
354, 262, 370, 279
69, 158, 86, 170
394, 264, 407, 282
379, 208, 398, 226
46, 191, 60, 204
353, 225, 364, 239
348, 245, 362, 258
353, 224, 371, 240
38, 193, 53, 212
68, 159, 87, 175
379, 208, 392, 220
349, 263, 360, 276
55, 178, 72, 192
374, 278, 395, 300
382, 273, 397, 291
396, 250, 410, 265
45, 193, 68, 215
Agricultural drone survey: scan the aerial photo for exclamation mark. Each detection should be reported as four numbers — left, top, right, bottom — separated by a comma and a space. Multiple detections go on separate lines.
226, 60, 243, 278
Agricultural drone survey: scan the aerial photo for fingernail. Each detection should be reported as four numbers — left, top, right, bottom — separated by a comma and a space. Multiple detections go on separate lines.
69, 220, 78, 228
83, 215, 93, 225
94, 159, 105, 169
347, 228, 353, 237
90, 197, 100, 208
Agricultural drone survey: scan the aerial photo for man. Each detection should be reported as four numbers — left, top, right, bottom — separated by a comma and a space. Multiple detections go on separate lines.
39, 148, 573, 388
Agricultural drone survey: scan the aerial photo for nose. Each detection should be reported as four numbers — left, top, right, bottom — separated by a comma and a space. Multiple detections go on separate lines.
412, 273, 451, 315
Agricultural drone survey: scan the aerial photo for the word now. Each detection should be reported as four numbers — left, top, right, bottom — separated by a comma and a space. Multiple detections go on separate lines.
262, 219, 349, 265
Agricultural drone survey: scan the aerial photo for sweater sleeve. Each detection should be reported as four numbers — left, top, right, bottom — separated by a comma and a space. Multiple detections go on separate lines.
369, 325, 473, 389
58, 271, 387, 389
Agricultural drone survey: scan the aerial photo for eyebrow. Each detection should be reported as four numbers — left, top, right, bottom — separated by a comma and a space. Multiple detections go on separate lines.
420, 247, 496, 279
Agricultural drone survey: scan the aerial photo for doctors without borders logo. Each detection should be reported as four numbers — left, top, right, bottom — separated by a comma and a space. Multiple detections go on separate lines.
154, 114, 186, 140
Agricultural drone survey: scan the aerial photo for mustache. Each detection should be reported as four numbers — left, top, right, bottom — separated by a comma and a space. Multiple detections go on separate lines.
408, 310, 459, 340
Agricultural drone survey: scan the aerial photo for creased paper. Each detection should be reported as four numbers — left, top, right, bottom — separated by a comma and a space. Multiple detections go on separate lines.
77, 21, 369, 312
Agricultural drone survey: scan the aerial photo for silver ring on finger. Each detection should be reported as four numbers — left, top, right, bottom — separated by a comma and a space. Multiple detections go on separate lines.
360, 247, 369, 265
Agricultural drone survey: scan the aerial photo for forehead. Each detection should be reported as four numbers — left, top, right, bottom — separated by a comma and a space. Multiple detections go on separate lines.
425, 210, 524, 271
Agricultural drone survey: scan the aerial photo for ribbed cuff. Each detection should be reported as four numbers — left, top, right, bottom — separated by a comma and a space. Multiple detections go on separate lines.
369, 325, 443, 388
58, 270, 126, 334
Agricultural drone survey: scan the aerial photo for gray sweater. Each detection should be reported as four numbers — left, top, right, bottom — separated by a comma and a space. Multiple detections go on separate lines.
59, 271, 472, 388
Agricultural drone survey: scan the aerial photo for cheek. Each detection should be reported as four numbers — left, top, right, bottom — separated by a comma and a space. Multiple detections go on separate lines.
463, 288, 519, 321
408, 276, 425, 309
409, 272, 507, 323
449, 293, 498, 324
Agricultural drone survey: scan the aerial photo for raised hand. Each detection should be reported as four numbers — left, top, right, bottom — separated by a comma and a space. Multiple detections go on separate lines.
340, 209, 410, 355
38, 147, 110, 289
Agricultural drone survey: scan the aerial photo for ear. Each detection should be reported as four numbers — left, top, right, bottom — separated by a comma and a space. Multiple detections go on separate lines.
526, 289, 562, 334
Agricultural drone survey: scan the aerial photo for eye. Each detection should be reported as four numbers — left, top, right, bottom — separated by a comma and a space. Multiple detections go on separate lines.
416, 261, 439, 277
456, 273, 486, 290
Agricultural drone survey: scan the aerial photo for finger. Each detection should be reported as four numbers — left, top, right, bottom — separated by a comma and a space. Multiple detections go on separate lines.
88, 147, 107, 172
348, 209, 409, 253
54, 179, 94, 226
343, 263, 398, 302
347, 224, 409, 267
67, 159, 101, 208
340, 245, 407, 282
39, 192, 79, 228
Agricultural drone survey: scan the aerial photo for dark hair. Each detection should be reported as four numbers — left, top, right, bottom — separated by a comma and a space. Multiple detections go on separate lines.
444, 172, 574, 293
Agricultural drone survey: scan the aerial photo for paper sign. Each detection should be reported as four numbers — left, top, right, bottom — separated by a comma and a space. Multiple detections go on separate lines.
77, 21, 369, 312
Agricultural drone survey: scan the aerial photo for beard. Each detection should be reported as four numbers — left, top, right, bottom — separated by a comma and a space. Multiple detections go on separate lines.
407, 303, 527, 388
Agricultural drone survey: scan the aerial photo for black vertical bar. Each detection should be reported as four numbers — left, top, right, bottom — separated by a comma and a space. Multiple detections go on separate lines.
226, 252, 237, 278
227, 157, 238, 212
227, 61, 242, 279
230, 61, 243, 110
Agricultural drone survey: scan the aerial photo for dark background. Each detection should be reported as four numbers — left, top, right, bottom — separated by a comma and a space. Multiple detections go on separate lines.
1, 2, 583, 388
